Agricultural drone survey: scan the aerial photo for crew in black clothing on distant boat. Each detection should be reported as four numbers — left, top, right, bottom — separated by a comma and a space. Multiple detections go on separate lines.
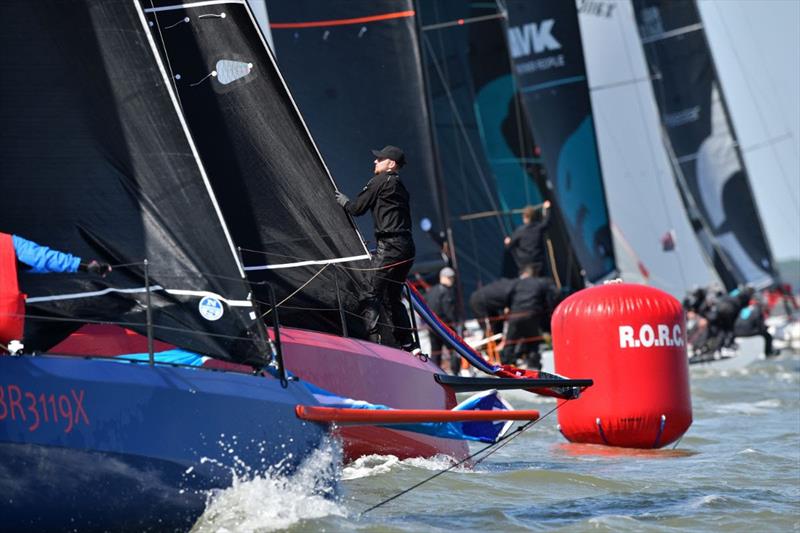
504, 200, 552, 276
335, 145, 417, 351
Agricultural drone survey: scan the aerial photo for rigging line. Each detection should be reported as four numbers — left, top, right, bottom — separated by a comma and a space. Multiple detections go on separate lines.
18, 314, 256, 342
616, 2, 689, 291
712, 1, 800, 216
360, 402, 563, 516
495, 0, 534, 208
270, 10, 415, 29
420, 12, 505, 32
589, 74, 657, 92
260, 264, 329, 318
422, 33, 507, 238
426, 1, 484, 289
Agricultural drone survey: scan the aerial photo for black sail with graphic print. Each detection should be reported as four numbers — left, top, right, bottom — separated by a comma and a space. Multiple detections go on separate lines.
419, 0, 586, 294
143, 0, 374, 335
0, 0, 267, 363
633, 0, 777, 289
504, 0, 616, 283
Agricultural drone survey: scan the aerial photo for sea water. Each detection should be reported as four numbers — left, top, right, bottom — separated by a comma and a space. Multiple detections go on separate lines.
192, 352, 799, 532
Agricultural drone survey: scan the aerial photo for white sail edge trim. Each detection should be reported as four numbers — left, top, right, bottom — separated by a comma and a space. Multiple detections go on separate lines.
133, 0, 248, 280
143, 0, 244, 13
641, 22, 703, 44
241, 1, 372, 259
244, 253, 371, 271
27, 286, 251, 307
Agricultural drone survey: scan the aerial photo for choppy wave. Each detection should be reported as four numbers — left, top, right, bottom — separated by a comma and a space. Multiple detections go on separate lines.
191, 440, 346, 532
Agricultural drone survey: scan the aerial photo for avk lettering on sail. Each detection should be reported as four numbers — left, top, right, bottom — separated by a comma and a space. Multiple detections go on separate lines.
507, 19, 566, 74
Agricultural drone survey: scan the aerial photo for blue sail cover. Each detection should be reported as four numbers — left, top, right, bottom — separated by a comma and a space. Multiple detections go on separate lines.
504, 0, 616, 283
633, 0, 777, 290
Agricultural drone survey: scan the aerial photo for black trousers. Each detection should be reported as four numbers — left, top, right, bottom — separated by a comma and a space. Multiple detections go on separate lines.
502, 314, 540, 367
363, 236, 415, 347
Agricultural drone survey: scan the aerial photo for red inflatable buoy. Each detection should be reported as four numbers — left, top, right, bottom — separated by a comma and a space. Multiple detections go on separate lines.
553, 282, 692, 448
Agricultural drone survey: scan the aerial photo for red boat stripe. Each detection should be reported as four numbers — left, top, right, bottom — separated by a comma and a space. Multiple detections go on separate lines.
271, 10, 415, 29
295, 405, 539, 424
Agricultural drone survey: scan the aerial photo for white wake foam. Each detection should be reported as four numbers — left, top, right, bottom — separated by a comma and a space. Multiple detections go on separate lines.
191, 440, 346, 532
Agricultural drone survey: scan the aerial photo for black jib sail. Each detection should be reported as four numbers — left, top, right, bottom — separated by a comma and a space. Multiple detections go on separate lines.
143, 0, 373, 334
0, 0, 267, 364
633, 0, 778, 290
503, 0, 616, 283
418, 0, 586, 294
261, 1, 447, 275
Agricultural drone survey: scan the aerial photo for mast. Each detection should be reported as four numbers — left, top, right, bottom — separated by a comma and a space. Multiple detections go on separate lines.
413, 0, 466, 318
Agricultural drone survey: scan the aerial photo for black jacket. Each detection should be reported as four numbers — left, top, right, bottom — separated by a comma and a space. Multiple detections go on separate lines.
507, 210, 551, 267
469, 278, 515, 317
426, 283, 456, 324
508, 276, 556, 332
345, 171, 412, 236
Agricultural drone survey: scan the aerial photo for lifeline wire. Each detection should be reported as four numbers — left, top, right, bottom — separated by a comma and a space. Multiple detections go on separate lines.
359, 401, 565, 516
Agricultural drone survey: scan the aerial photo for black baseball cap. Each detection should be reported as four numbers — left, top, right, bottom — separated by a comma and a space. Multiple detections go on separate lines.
371, 145, 406, 167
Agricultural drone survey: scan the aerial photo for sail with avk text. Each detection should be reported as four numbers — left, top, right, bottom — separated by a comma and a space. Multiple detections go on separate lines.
503, 0, 616, 284
633, 0, 778, 290
418, 0, 588, 293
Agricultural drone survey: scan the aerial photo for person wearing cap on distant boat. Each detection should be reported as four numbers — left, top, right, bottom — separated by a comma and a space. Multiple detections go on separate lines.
425, 266, 459, 374
504, 200, 552, 277
0, 232, 111, 352
335, 146, 418, 351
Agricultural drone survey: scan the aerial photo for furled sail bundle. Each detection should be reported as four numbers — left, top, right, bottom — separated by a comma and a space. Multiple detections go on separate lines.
503, 0, 616, 283
0, 0, 268, 364
633, 0, 778, 290
142, 0, 375, 335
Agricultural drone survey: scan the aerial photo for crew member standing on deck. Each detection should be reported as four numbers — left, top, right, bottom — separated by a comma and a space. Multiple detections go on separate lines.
504, 200, 552, 276
335, 146, 417, 351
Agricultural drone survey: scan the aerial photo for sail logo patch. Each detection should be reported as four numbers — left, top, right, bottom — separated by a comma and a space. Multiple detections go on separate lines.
199, 296, 224, 321
508, 20, 561, 58
619, 324, 684, 348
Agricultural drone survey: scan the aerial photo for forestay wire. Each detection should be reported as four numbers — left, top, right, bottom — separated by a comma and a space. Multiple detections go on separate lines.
359, 400, 567, 516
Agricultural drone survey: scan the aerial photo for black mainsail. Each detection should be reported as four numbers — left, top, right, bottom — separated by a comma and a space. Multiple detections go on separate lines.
633, 0, 778, 289
262, 1, 447, 275
0, 0, 267, 364
143, 0, 374, 334
503, 0, 616, 283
